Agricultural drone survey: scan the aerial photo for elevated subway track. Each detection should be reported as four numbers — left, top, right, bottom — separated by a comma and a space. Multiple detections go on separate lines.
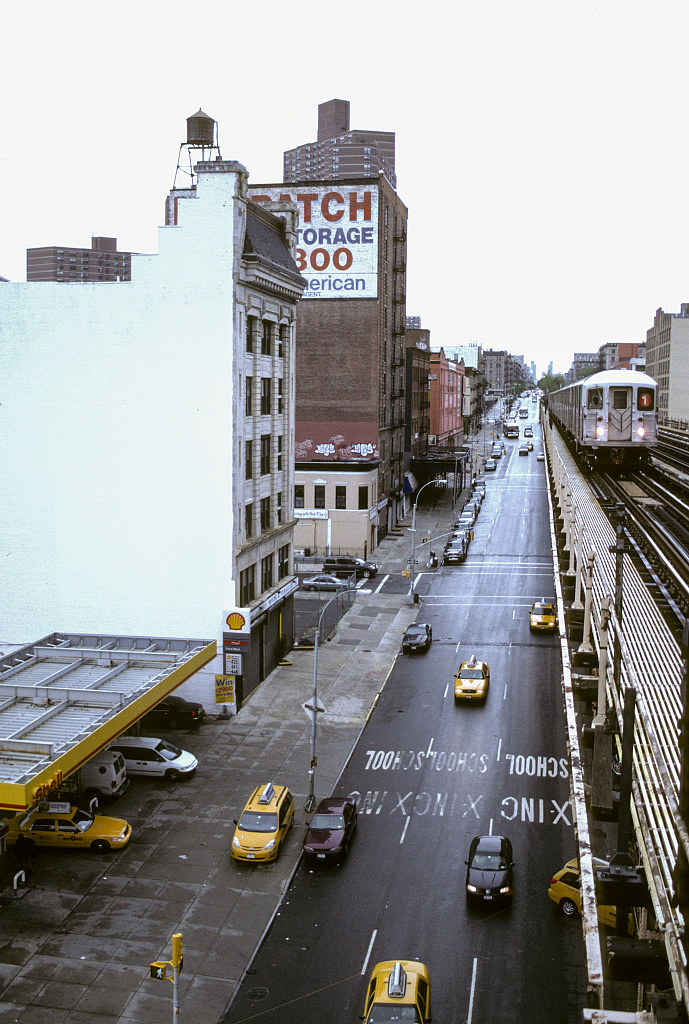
545, 415, 689, 1016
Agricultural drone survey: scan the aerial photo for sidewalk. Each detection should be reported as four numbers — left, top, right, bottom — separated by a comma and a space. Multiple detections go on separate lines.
0, 489, 464, 1024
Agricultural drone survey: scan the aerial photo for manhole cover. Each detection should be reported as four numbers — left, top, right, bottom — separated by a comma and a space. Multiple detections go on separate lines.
246, 987, 269, 1001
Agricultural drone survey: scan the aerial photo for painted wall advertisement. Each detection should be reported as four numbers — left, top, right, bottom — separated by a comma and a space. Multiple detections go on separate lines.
250, 185, 378, 299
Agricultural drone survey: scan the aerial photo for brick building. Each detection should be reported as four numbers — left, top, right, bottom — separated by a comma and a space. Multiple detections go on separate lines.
251, 100, 408, 557
283, 98, 396, 189
429, 348, 465, 448
26, 236, 132, 282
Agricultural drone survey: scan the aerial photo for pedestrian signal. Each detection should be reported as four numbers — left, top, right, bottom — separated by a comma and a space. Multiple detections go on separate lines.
150, 961, 167, 980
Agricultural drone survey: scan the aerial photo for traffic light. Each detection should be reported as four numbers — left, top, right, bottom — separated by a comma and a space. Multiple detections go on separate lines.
150, 961, 167, 981
172, 932, 183, 974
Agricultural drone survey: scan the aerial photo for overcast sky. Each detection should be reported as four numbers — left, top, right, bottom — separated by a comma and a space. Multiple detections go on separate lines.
1, 0, 687, 379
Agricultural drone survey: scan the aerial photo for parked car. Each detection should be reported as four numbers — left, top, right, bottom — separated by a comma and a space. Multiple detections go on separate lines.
361, 960, 431, 1024
548, 857, 633, 932
524, 425, 533, 437
231, 782, 294, 862
141, 695, 206, 731
537, 450, 546, 462
80, 749, 129, 801
302, 796, 357, 864
454, 655, 490, 702
5, 801, 132, 855
108, 737, 197, 780
465, 834, 514, 905
322, 555, 378, 579
444, 541, 468, 565
402, 622, 433, 653
485, 458, 497, 471
301, 573, 352, 592
518, 444, 530, 456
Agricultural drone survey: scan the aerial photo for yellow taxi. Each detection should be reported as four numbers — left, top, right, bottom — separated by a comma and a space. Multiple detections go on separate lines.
454, 655, 490, 702
361, 960, 431, 1023
5, 801, 132, 854
548, 858, 633, 933
231, 782, 294, 862
529, 598, 557, 632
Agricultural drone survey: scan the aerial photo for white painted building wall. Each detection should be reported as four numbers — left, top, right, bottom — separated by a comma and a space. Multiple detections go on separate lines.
0, 165, 248, 702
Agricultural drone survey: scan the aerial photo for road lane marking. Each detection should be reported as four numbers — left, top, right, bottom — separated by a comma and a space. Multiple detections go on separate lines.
362, 929, 377, 975
467, 957, 478, 1023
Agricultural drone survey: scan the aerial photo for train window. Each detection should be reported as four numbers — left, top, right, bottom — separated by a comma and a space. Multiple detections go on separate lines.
638, 388, 655, 411
612, 389, 628, 410
587, 388, 603, 410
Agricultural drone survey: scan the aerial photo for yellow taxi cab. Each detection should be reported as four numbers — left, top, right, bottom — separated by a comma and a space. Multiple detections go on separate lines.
454, 655, 490, 702
529, 598, 557, 632
5, 801, 132, 855
548, 858, 633, 933
231, 782, 294, 862
361, 960, 431, 1023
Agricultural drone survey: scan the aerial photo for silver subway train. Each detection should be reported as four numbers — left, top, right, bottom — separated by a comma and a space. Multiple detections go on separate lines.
546, 369, 657, 470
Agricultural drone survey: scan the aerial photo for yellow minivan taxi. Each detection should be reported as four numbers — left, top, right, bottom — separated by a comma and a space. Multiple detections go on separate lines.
362, 960, 431, 1024
231, 782, 294, 862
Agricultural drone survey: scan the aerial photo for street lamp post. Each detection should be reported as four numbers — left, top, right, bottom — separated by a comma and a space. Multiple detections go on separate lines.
305, 588, 348, 812
408, 479, 439, 605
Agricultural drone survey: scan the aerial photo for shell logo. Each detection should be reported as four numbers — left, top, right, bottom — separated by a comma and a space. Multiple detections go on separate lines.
226, 612, 246, 630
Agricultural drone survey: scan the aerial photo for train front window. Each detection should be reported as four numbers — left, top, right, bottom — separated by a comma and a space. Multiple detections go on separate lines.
587, 388, 603, 410
612, 389, 628, 410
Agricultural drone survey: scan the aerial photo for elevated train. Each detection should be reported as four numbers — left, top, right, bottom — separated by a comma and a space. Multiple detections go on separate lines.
546, 369, 657, 471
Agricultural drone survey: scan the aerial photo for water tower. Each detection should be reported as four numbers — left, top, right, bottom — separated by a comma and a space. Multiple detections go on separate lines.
172, 109, 222, 188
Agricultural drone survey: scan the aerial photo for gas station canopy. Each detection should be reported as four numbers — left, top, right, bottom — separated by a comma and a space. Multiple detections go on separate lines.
0, 632, 216, 811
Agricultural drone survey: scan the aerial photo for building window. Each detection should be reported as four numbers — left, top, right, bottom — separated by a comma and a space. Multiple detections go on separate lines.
261, 553, 273, 591
277, 435, 283, 471
315, 484, 326, 509
261, 378, 271, 415
336, 485, 346, 509
278, 379, 283, 414
245, 439, 253, 480
295, 484, 305, 509
247, 315, 258, 353
260, 434, 271, 475
279, 323, 289, 357
240, 565, 255, 605
260, 496, 271, 531
358, 485, 368, 510
245, 503, 253, 538
245, 376, 253, 417
261, 320, 273, 355
277, 491, 283, 524
278, 544, 289, 580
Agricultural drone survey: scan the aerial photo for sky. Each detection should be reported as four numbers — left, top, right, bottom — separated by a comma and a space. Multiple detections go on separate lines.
1, 0, 688, 380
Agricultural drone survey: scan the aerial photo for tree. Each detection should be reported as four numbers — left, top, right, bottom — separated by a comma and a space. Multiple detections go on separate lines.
537, 373, 566, 393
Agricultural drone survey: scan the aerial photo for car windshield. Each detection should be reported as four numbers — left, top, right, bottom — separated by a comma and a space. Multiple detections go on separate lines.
238, 811, 278, 833
460, 669, 484, 679
534, 605, 554, 614
71, 808, 95, 832
473, 852, 507, 869
156, 741, 182, 761
310, 813, 344, 829
368, 1008, 421, 1023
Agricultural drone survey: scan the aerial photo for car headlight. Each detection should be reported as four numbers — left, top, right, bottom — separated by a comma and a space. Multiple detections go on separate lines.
304, 845, 314, 853
331, 844, 342, 854
232, 836, 241, 849
466, 884, 478, 893
264, 838, 276, 851
499, 885, 511, 894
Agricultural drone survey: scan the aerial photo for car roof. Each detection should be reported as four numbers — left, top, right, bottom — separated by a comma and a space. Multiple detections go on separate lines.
313, 796, 354, 814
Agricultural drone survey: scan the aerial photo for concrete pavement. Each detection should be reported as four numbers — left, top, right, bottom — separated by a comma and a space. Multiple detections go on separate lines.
0, 487, 464, 1024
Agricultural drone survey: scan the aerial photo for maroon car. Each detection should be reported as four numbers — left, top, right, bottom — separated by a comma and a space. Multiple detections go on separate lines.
303, 796, 357, 865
